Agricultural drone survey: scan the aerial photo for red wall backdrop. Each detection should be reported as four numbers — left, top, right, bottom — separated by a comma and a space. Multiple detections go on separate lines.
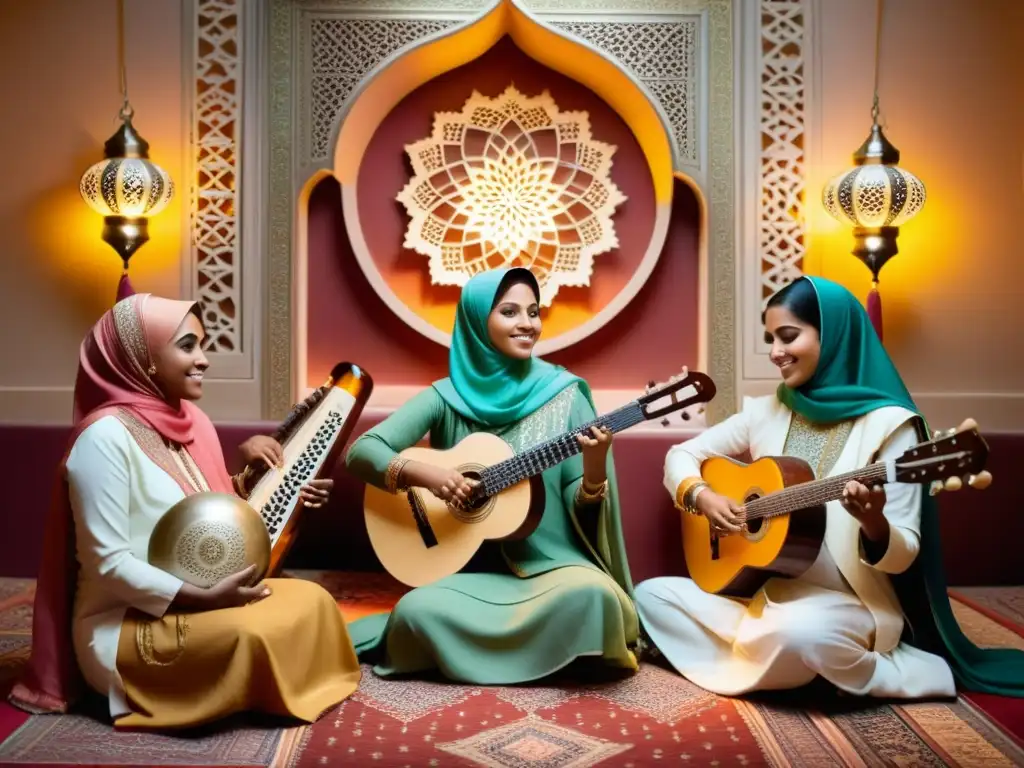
306, 37, 700, 392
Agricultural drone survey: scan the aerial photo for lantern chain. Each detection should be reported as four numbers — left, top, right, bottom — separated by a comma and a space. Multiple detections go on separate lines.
870, 0, 883, 125
117, 0, 134, 120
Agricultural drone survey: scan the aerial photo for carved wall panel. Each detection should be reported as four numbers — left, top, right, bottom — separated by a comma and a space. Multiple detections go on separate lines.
182, 0, 809, 419
270, 0, 733, 420
758, 0, 807, 305
738, 0, 810, 385
190, 0, 242, 354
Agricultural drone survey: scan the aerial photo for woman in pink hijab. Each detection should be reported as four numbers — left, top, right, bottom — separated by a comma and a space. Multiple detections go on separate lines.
9, 294, 360, 729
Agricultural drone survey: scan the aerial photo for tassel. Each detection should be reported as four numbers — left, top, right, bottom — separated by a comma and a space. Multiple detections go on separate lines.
866, 281, 883, 341
116, 270, 136, 303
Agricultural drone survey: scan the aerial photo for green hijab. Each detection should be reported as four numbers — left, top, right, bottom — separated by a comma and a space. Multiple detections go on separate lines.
433, 268, 582, 428
776, 277, 916, 423
775, 276, 1024, 696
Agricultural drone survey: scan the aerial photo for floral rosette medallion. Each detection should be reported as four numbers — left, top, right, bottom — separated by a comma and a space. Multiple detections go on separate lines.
396, 85, 627, 306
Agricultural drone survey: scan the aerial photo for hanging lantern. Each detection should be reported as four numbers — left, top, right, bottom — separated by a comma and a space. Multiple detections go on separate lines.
820, 0, 925, 341
80, 109, 174, 302
79, 0, 174, 303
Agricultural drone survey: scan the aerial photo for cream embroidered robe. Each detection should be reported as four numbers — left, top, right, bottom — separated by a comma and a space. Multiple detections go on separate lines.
635, 395, 955, 699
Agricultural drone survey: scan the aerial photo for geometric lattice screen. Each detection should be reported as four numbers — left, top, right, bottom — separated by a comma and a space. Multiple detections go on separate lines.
192, 0, 241, 352
758, 0, 807, 305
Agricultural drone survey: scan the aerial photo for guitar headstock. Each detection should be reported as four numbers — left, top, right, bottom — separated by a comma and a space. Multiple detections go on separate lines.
638, 367, 717, 423
895, 418, 993, 493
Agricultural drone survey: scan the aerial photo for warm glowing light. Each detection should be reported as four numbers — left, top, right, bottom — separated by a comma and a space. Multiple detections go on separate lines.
396, 85, 627, 306
79, 157, 174, 218
822, 163, 925, 229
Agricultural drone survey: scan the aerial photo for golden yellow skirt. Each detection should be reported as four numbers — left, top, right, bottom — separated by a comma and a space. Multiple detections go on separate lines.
115, 577, 360, 729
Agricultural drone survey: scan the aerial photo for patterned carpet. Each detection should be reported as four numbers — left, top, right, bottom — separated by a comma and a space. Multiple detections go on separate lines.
0, 572, 1023, 767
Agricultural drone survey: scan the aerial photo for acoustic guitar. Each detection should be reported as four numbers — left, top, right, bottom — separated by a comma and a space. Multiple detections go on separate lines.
682, 418, 993, 598
365, 368, 716, 587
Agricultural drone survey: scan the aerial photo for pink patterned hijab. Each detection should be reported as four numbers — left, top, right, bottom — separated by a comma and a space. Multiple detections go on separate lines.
9, 294, 234, 714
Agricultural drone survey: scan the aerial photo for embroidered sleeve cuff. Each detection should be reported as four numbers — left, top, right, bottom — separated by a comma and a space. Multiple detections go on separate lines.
859, 524, 918, 575
133, 570, 186, 618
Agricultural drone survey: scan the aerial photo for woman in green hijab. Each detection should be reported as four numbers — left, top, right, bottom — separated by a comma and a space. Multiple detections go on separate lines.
345, 267, 638, 683
636, 275, 1024, 699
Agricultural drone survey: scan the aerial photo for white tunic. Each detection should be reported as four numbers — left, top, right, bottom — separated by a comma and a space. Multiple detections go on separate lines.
67, 416, 189, 717
635, 395, 955, 699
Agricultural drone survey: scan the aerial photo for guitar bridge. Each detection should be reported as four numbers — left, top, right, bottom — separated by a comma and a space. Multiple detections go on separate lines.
406, 489, 438, 549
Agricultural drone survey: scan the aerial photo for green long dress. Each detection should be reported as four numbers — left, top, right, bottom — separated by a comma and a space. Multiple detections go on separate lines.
345, 383, 639, 684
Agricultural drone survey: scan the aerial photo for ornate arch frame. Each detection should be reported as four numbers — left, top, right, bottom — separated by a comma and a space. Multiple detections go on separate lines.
182, 0, 810, 426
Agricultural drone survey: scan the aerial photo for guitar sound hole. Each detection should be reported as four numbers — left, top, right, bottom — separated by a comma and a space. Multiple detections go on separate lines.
461, 470, 489, 511
744, 493, 764, 535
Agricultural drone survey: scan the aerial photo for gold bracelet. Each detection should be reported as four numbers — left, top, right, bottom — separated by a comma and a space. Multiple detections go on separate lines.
384, 456, 410, 494
671, 479, 704, 520
577, 479, 608, 505
680, 480, 709, 516
674, 477, 703, 512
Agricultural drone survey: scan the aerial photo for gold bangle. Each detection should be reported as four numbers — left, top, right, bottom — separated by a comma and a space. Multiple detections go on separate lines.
683, 482, 709, 515
384, 456, 410, 494
577, 479, 608, 505
674, 476, 704, 512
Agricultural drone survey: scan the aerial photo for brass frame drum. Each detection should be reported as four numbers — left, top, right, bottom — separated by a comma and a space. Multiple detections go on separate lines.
149, 362, 373, 587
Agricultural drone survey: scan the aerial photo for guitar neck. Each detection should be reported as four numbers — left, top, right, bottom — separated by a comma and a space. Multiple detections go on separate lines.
479, 401, 647, 496
744, 461, 892, 521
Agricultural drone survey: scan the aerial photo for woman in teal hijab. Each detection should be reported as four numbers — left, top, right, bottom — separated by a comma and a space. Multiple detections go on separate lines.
345, 268, 638, 683
634, 275, 1024, 699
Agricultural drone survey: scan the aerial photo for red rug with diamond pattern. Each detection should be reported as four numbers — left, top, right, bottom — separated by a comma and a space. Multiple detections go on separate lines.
2, 571, 1024, 767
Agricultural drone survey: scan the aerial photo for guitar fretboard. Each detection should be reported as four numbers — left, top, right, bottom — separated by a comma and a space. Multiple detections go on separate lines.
477, 402, 646, 496
742, 462, 890, 521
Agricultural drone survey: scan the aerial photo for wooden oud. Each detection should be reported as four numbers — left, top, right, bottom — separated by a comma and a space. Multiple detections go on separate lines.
365, 368, 716, 587
682, 418, 993, 597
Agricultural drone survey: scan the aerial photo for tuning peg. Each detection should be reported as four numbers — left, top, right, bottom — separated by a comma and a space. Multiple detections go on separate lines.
681, 411, 691, 421
660, 418, 670, 427
929, 480, 944, 496
958, 417, 978, 432
967, 470, 992, 490
944, 476, 963, 491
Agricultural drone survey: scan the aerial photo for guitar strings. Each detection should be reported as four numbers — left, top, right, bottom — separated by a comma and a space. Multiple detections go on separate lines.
480, 404, 645, 494
737, 463, 890, 522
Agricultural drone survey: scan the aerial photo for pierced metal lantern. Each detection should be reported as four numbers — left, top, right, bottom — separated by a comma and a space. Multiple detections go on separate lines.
79, 109, 174, 277
822, 124, 926, 282
821, 123, 926, 340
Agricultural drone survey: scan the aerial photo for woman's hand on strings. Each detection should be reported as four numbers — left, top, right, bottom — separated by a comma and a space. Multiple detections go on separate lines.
841, 480, 887, 527
407, 463, 476, 506
239, 435, 284, 470
577, 425, 613, 485
696, 490, 745, 535
300, 477, 333, 508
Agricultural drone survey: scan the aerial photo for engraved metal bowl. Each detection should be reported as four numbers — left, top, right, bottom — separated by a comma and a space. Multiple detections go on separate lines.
148, 492, 271, 589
